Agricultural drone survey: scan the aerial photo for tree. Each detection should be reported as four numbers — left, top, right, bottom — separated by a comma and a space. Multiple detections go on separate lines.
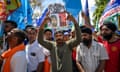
93, 0, 109, 27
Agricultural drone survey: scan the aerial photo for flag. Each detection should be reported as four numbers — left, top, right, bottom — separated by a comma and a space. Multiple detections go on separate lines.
36, 8, 48, 26
64, 0, 82, 18
25, 0, 33, 25
99, 0, 120, 26
0, 0, 21, 21
4, 0, 21, 15
82, 0, 89, 17
0, 1, 7, 21
7, 0, 33, 29
0, 21, 3, 37
81, 0, 91, 25
0, 1, 6, 36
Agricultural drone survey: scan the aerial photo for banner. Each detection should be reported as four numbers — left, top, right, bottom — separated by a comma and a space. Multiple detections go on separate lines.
99, 0, 120, 26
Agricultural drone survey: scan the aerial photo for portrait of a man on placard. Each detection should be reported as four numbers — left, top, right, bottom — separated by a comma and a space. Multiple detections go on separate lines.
50, 14, 59, 28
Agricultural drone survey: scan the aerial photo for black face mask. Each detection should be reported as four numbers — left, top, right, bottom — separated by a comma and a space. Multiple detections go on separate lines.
102, 33, 113, 41
82, 39, 92, 46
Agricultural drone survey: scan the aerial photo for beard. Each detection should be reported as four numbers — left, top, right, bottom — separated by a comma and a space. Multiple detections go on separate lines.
102, 33, 113, 41
56, 39, 64, 44
82, 39, 92, 46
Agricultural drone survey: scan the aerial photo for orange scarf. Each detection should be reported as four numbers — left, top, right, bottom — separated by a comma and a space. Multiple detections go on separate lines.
1, 43, 25, 72
44, 56, 51, 72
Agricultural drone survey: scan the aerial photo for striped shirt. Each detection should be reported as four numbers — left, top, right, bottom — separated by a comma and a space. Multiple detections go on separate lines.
76, 40, 109, 72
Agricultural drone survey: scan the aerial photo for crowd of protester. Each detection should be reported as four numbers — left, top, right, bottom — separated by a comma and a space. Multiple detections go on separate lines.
0, 11, 120, 72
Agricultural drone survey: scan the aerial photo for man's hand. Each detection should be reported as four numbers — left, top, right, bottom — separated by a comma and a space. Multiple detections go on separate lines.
39, 16, 51, 30
44, 16, 51, 24
76, 61, 85, 72
39, 10, 50, 29
67, 12, 74, 21
66, 12, 77, 24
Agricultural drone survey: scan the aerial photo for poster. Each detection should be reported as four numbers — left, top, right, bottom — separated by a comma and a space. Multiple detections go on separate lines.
59, 12, 68, 27
49, 13, 68, 29
48, 3, 69, 30
49, 14, 60, 28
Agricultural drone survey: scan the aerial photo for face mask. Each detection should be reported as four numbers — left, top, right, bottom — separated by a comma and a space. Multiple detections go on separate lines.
102, 33, 112, 41
82, 39, 92, 46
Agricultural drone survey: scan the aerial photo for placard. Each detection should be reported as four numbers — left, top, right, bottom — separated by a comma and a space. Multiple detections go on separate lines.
49, 12, 68, 29
49, 14, 60, 29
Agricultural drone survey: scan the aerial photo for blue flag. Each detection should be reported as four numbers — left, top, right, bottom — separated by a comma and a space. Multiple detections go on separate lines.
82, 0, 89, 17
0, 21, 3, 37
81, 0, 91, 25
36, 8, 48, 26
7, 0, 33, 29
99, 0, 120, 26
64, 0, 82, 17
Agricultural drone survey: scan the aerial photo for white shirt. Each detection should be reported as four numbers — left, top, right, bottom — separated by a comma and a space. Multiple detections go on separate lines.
76, 40, 109, 72
11, 51, 27, 72
26, 40, 45, 72
42, 46, 51, 63
2, 51, 27, 72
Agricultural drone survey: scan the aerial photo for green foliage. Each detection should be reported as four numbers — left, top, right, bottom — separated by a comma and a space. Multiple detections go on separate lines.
93, 0, 109, 26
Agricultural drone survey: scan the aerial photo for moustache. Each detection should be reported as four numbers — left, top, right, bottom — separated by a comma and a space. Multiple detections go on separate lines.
56, 39, 62, 41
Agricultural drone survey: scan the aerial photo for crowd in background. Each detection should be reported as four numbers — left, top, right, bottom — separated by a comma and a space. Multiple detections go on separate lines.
0, 12, 120, 72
